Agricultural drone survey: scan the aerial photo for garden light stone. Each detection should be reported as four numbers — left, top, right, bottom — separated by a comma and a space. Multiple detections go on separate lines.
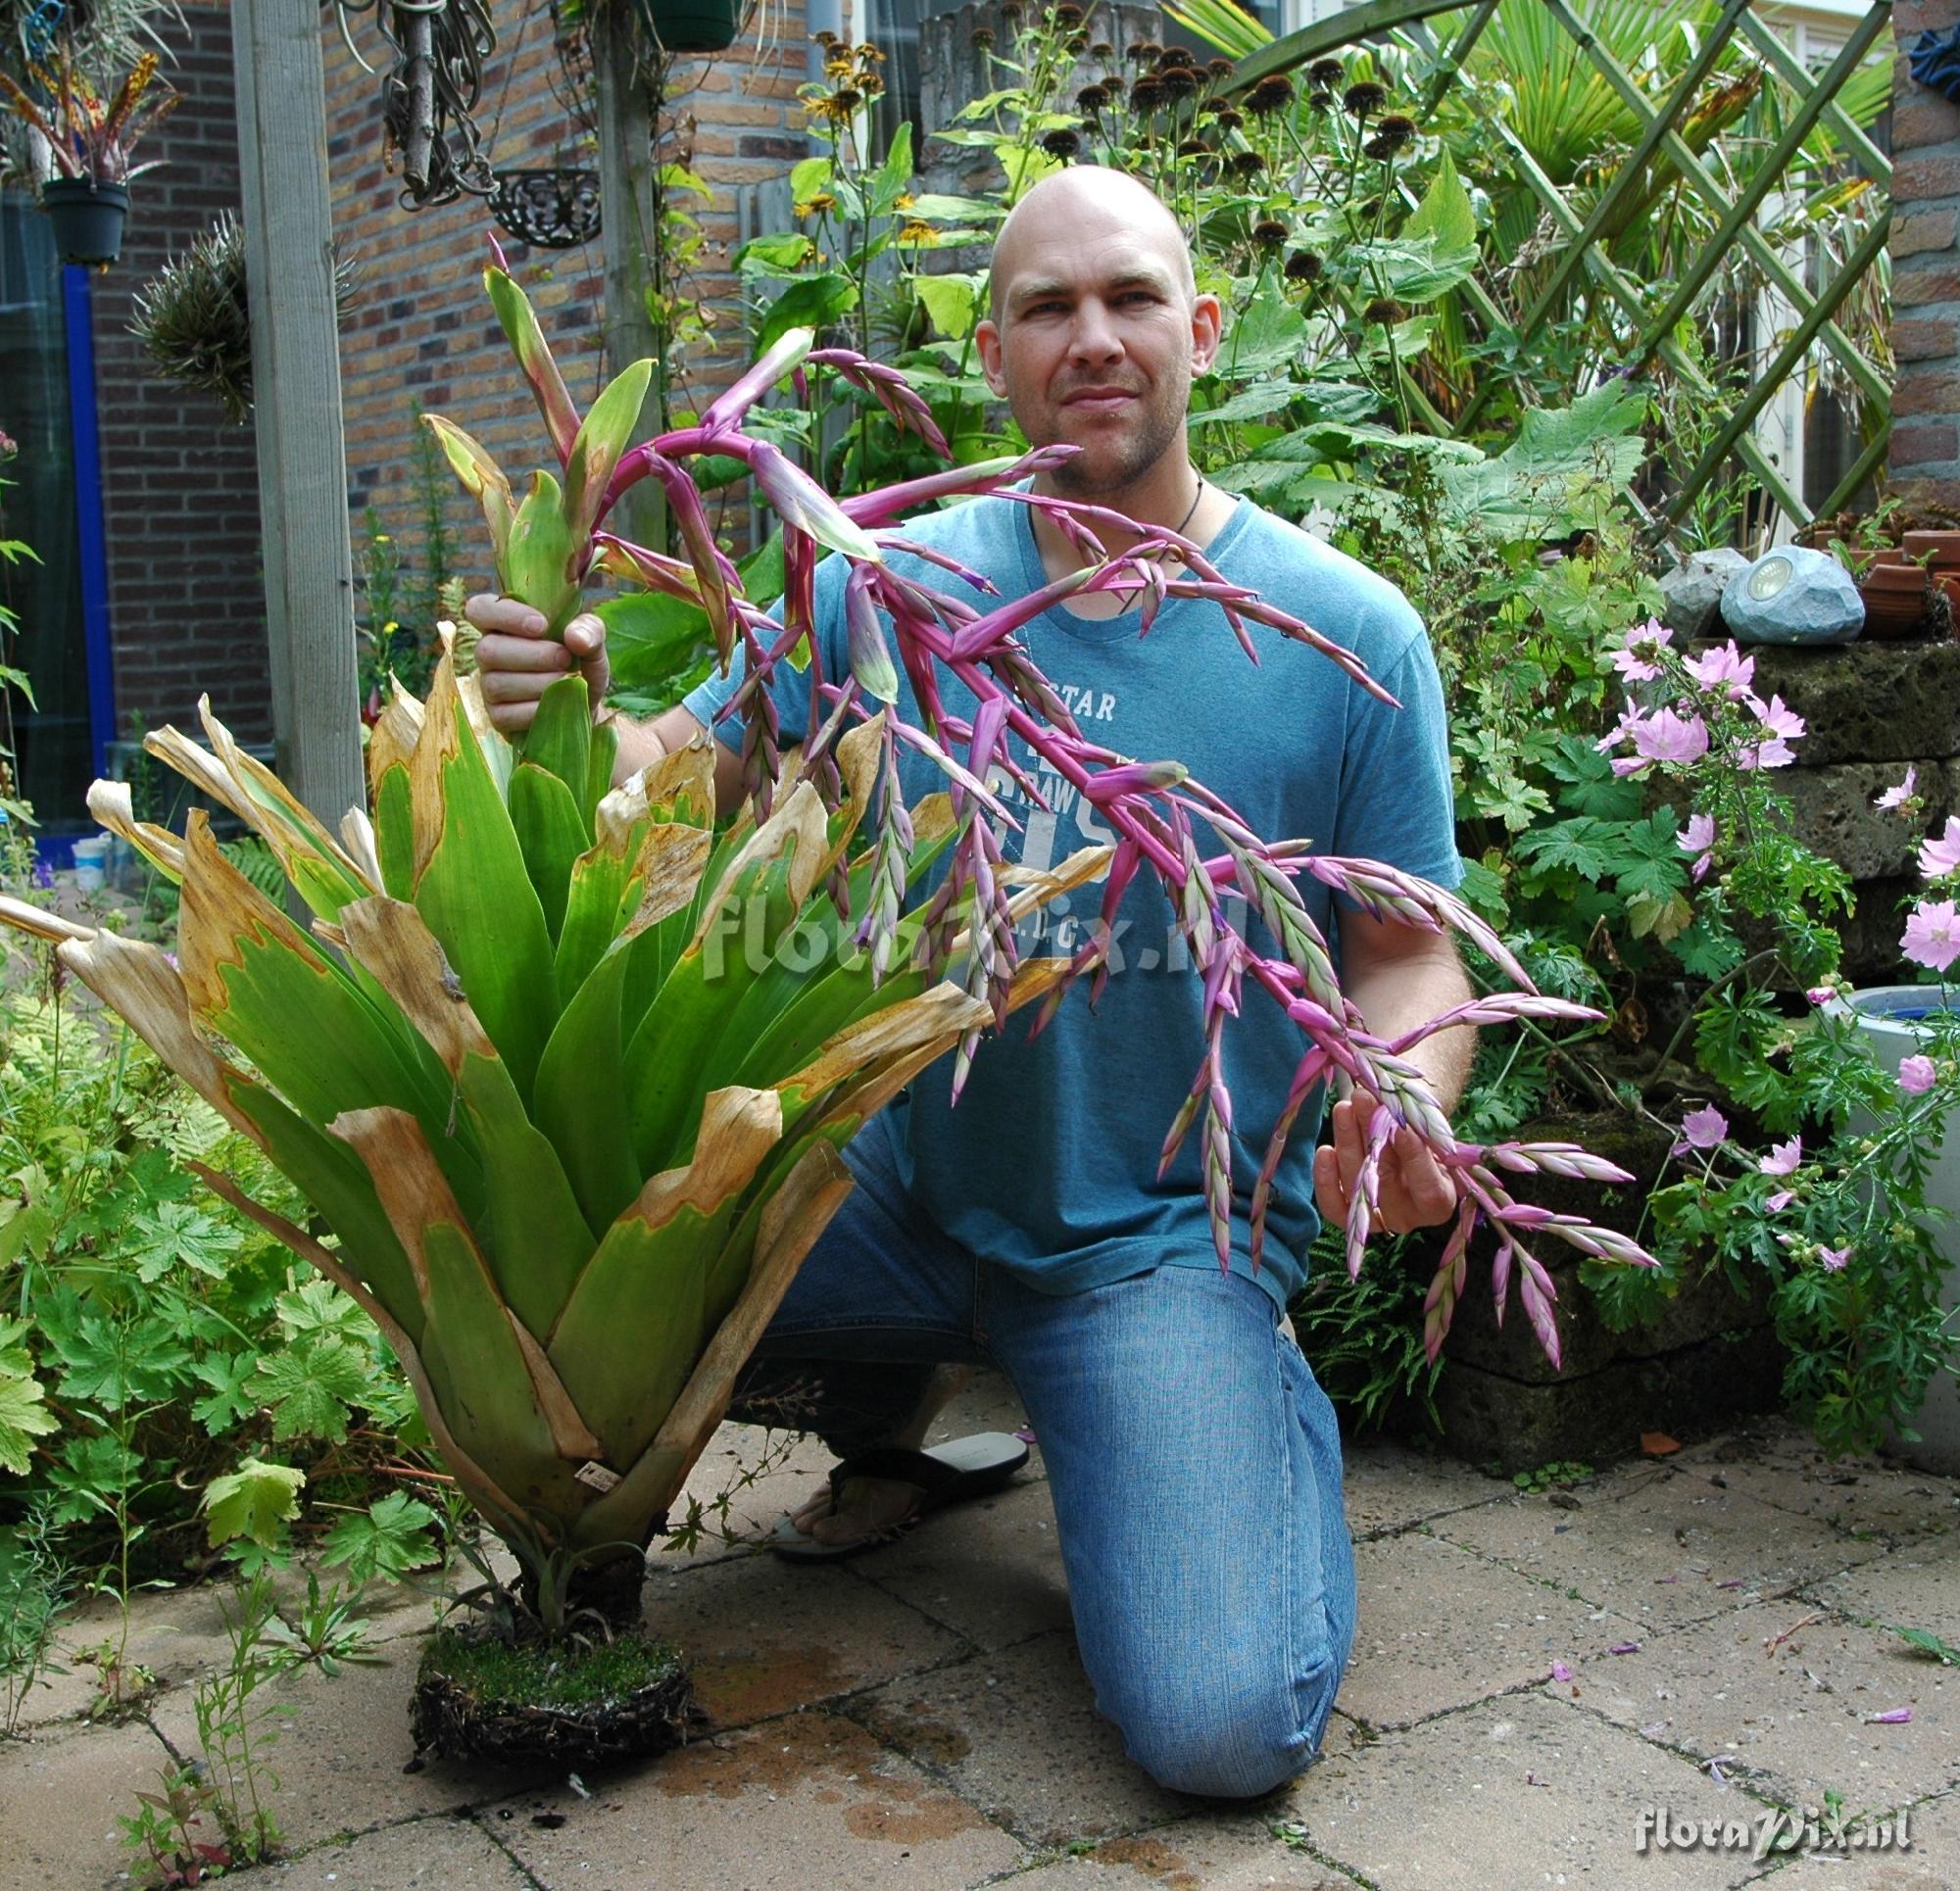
1720, 547, 1864, 645
1659, 547, 1749, 642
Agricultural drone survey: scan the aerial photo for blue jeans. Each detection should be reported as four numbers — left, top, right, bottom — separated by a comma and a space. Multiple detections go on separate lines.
729, 1127, 1359, 1800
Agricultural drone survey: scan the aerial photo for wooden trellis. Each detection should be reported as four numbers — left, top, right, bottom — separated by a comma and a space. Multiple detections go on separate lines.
1231, 0, 1895, 533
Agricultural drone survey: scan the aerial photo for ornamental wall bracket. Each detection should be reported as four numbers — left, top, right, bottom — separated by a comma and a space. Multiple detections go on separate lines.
489, 166, 601, 247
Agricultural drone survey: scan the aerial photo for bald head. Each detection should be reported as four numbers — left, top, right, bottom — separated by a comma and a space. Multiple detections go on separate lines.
989, 168, 1196, 324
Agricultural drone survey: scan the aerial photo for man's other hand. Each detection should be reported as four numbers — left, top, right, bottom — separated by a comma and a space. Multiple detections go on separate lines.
1312, 1096, 1456, 1238
464, 594, 611, 736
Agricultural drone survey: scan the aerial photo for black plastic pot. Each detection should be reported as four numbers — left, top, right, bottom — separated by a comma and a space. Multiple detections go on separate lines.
634, 0, 738, 52
41, 177, 128, 266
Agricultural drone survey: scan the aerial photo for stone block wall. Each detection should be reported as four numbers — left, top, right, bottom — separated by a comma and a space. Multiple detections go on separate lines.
1889, 0, 1960, 513
91, 0, 270, 741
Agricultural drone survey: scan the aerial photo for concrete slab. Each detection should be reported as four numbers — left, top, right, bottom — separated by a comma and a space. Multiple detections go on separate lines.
1751, 1784, 1957, 1888
639, 1547, 973, 1727
1678, 1458, 1960, 1548
1336, 1530, 1626, 1730
1275, 1690, 1751, 1889
1432, 1468, 1889, 1631
1341, 1436, 1507, 1539
1802, 1546, 1960, 1643
34, 1581, 249, 1722
1555, 1601, 1959, 1810
1006, 1818, 1368, 1889
0, 1715, 178, 1891
852, 1477, 1073, 1652
651, 1422, 840, 1571
851, 1629, 1186, 1847
481, 1708, 1026, 1891
261, 1814, 532, 1885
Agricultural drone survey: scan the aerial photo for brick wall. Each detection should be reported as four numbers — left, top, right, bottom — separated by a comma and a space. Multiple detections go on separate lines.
1889, 0, 1960, 512
92, 0, 270, 742
322, 0, 811, 599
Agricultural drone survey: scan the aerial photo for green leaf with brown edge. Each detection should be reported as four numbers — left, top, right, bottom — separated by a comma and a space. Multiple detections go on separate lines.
455, 1051, 597, 1343
374, 764, 416, 901
411, 702, 561, 1104
416, 1221, 588, 1517
509, 762, 588, 944
421, 413, 515, 567
555, 831, 639, 1007
222, 1073, 427, 1342
586, 718, 619, 819
524, 674, 594, 839
532, 945, 645, 1238
484, 266, 580, 463
563, 358, 653, 547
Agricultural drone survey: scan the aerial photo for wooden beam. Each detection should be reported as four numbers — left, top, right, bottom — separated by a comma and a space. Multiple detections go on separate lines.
593, 0, 664, 549
230, 0, 364, 832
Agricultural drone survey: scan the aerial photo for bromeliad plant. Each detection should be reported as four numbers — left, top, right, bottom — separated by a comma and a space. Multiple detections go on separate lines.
0, 258, 1651, 1722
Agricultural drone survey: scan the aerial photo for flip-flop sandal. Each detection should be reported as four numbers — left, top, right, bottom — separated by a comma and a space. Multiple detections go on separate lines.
769, 1430, 1031, 1563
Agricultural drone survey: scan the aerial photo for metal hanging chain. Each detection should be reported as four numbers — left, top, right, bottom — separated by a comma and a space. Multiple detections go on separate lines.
324, 0, 497, 208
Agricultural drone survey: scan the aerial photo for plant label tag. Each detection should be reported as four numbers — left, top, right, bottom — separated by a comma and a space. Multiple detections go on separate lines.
573, 1461, 620, 1492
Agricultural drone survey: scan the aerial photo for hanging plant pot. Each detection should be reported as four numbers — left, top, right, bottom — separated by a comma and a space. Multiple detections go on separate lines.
633, 0, 739, 53
40, 177, 129, 267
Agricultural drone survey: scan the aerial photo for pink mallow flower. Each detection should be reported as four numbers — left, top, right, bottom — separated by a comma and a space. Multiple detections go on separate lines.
1677, 811, 1716, 883
1899, 1054, 1938, 1096
1765, 1190, 1795, 1212
1611, 706, 1709, 775
1919, 816, 1960, 882
1671, 1104, 1729, 1157
1610, 617, 1673, 682
1819, 1244, 1852, 1272
1735, 693, 1804, 770
1758, 1137, 1802, 1176
1877, 766, 1919, 814
1682, 641, 1754, 697
1903, 898, 1960, 975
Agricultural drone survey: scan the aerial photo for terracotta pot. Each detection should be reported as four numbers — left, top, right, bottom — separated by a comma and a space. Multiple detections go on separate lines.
1904, 529, 1960, 570
1858, 560, 1933, 639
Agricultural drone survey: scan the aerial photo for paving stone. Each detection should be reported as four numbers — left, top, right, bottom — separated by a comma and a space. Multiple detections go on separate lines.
145, 1640, 554, 1852
1432, 1469, 1889, 1631
1753, 1785, 1958, 1888
931, 1365, 1038, 1453
482, 1708, 1025, 1890
852, 1629, 1184, 1847
1801, 1544, 1960, 1643
45, 1581, 249, 1713
640, 1546, 971, 1727
1006, 1818, 1366, 1888
1340, 1435, 1506, 1539
1554, 1602, 1960, 1810
1682, 1457, 1960, 1549
853, 1477, 1073, 1652
263, 1814, 531, 1885
1273, 1690, 1747, 1889
1336, 1530, 1625, 1730
0, 1714, 178, 1891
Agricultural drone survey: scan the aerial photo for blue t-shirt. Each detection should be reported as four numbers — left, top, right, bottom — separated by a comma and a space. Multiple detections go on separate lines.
682, 491, 1460, 1314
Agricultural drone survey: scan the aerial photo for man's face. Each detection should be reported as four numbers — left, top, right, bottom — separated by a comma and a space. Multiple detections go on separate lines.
975, 202, 1221, 500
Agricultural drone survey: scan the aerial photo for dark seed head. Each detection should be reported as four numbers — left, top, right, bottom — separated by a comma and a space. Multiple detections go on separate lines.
1308, 89, 1332, 112
1177, 138, 1211, 160
1308, 58, 1344, 86
1041, 127, 1082, 159
1227, 148, 1264, 176
1054, 2, 1085, 23
1076, 82, 1108, 111
1091, 39, 1113, 57
1159, 65, 1200, 97
1130, 76, 1166, 111
1157, 42, 1194, 69
970, 26, 995, 47
1247, 73, 1296, 117
1363, 296, 1406, 324
1252, 218, 1288, 249
1343, 79, 1388, 118
1207, 58, 1232, 78
1213, 106, 1244, 131
1128, 38, 1161, 62
1284, 248, 1324, 282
